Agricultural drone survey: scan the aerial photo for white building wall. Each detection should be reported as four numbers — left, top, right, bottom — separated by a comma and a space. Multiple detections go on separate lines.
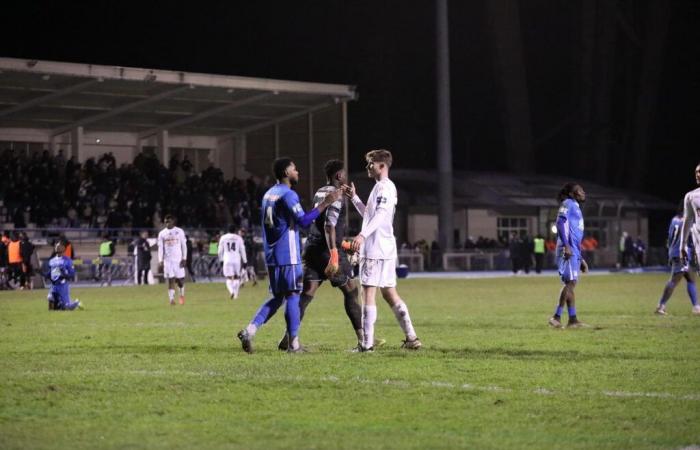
467, 209, 498, 240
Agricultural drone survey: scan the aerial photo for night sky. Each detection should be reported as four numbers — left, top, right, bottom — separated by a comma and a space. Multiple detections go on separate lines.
3, 1, 699, 204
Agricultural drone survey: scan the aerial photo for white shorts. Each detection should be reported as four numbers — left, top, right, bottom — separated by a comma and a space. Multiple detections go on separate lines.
223, 262, 242, 278
163, 260, 185, 279
360, 258, 396, 288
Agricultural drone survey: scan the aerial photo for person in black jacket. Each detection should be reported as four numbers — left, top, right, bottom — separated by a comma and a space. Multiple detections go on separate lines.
135, 230, 152, 285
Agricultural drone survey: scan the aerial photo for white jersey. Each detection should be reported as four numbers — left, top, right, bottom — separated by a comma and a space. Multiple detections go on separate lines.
218, 233, 247, 265
157, 226, 187, 263
680, 187, 700, 254
358, 178, 398, 259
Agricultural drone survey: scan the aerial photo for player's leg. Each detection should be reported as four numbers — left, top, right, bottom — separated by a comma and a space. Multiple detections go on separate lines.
656, 271, 684, 315
167, 278, 177, 305
683, 270, 699, 313
231, 262, 242, 298
380, 286, 420, 349
223, 263, 235, 298
361, 285, 378, 351
176, 278, 185, 304
564, 280, 584, 327
237, 266, 286, 353
282, 265, 305, 352
338, 279, 364, 347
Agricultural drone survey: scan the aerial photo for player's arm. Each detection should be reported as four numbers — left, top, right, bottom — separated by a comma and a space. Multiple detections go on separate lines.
217, 237, 225, 262
680, 193, 693, 263
342, 182, 365, 216
64, 258, 76, 278
556, 202, 572, 259
351, 186, 393, 252
157, 233, 164, 268
239, 238, 247, 266
286, 190, 342, 228
323, 202, 342, 276
180, 232, 187, 268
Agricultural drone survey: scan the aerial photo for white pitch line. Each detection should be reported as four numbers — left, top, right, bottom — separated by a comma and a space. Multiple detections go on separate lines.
18, 369, 700, 401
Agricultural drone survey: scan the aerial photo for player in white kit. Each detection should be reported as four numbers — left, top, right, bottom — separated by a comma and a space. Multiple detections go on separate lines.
680, 163, 700, 284
157, 215, 188, 305
218, 224, 247, 299
345, 149, 421, 352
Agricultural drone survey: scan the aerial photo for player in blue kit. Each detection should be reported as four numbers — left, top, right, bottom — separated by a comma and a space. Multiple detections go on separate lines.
655, 204, 700, 315
237, 157, 342, 353
46, 243, 82, 311
548, 183, 588, 328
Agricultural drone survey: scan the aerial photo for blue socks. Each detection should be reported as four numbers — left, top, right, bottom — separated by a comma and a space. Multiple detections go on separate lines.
688, 282, 698, 306
554, 306, 563, 317
284, 293, 301, 338
251, 295, 285, 328
568, 306, 576, 318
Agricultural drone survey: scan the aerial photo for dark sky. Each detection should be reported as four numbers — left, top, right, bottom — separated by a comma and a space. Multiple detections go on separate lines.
3, 0, 699, 203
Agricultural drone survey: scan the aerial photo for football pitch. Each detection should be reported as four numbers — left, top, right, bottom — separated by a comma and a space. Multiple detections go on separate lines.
1, 273, 699, 449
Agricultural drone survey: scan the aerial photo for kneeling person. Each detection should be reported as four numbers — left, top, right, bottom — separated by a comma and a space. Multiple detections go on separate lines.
47, 243, 82, 311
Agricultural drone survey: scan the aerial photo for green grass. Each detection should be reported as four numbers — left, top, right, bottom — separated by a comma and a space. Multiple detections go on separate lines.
1, 273, 699, 449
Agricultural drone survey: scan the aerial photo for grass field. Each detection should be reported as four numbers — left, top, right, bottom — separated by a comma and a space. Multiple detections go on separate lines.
1, 273, 699, 449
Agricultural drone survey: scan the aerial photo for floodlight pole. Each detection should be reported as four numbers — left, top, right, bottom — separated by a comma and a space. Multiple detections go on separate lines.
437, 0, 454, 254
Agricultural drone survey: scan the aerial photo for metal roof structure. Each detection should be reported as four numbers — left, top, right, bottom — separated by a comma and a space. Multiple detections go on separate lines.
351, 169, 675, 212
0, 57, 357, 138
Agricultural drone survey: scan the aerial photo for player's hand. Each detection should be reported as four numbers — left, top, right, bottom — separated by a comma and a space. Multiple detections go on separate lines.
158, 262, 164, 273
351, 235, 365, 253
324, 262, 339, 277
325, 248, 340, 277
341, 182, 356, 199
180, 259, 186, 268
580, 259, 589, 273
325, 188, 343, 205
563, 245, 573, 260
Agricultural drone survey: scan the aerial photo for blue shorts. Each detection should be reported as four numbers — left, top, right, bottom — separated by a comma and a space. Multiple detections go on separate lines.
558, 255, 580, 283
669, 257, 698, 274
267, 264, 303, 296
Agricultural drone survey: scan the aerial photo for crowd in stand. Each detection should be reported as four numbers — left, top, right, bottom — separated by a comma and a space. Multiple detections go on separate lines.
0, 148, 270, 231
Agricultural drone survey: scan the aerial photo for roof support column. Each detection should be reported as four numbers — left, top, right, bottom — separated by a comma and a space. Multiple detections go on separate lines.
308, 113, 314, 203
436, 0, 454, 252
71, 126, 83, 162
158, 130, 170, 166
342, 102, 349, 230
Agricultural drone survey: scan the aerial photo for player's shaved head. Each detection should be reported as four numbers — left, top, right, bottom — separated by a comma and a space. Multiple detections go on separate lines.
273, 157, 295, 180
324, 159, 344, 180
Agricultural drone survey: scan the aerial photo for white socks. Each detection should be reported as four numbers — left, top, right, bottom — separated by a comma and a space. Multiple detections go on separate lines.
168, 289, 175, 301
392, 301, 417, 340
362, 305, 377, 348
245, 323, 258, 336
226, 279, 234, 295
179, 286, 185, 296
226, 279, 241, 298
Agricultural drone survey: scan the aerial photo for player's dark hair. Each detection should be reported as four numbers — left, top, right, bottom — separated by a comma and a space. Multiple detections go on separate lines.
164, 214, 174, 221
273, 157, 294, 180
557, 183, 578, 203
228, 224, 237, 233
365, 149, 393, 168
324, 159, 344, 180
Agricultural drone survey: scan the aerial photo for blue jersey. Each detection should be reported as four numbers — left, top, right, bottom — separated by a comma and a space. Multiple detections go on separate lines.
556, 198, 584, 258
262, 183, 317, 266
48, 255, 75, 285
668, 216, 694, 259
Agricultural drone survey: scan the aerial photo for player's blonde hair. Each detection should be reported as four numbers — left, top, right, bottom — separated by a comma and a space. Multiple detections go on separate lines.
365, 149, 392, 167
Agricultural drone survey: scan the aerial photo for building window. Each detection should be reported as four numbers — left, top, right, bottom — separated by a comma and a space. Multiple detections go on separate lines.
497, 217, 528, 242
585, 219, 608, 247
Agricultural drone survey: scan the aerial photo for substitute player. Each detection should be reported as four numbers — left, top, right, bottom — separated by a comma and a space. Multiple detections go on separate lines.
680, 163, 700, 290
345, 149, 421, 352
277, 159, 364, 351
157, 214, 187, 305
655, 204, 699, 315
218, 224, 247, 299
47, 243, 82, 311
237, 157, 342, 353
548, 183, 589, 329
